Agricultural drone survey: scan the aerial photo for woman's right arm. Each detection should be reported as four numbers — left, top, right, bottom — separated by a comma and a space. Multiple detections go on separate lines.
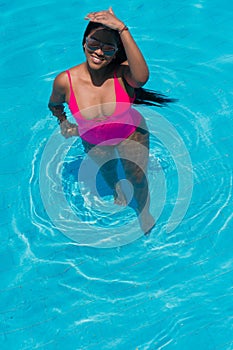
48, 73, 68, 124
48, 73, 79, 138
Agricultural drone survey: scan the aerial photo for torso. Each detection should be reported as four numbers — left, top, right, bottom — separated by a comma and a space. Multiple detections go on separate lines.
65, 63, 134, 119
63, 63, 140, 146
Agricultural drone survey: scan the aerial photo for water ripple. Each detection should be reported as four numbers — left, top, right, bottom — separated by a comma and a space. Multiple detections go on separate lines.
1, 0, 233, 348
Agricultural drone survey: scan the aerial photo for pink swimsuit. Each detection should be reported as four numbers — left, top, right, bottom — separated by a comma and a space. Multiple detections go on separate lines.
66, 70, 141, 145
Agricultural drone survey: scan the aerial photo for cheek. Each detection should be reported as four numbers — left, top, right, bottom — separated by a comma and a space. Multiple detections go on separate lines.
83, 45, 92, 57
106, 54, 116, 62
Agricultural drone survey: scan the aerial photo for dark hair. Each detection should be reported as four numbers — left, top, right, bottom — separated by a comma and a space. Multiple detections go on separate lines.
82, 21, 127, 64
82, 22, 176, 107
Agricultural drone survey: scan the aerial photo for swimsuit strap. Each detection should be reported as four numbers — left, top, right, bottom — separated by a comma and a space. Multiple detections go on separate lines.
113, 71, 135, 103
66, 69, 133, 116
66, 69, 72, 85
66, 70, 80, 114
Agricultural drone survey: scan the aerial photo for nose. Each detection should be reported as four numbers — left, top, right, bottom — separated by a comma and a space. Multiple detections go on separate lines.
94, 47, 104, 56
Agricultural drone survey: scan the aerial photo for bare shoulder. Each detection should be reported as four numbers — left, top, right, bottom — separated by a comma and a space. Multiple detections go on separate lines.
115, 62, 146, 88
115, 63, 135, 96
67, 63, 85, 78
54, 64, 83, 86
115, 63, 133, 85
53, 71, 69, 92
115, 62, 130, 76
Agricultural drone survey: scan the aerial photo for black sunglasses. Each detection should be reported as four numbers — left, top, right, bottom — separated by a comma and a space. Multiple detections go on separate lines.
85, 37, 118, 56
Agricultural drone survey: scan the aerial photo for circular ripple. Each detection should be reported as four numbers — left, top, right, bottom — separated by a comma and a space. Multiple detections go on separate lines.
39, 104, 193, 248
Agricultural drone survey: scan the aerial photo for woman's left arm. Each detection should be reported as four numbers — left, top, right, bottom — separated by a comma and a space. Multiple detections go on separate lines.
85, 8, 149, 88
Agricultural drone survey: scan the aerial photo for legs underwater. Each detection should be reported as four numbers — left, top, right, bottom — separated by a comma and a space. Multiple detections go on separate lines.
82, 121, 155, 234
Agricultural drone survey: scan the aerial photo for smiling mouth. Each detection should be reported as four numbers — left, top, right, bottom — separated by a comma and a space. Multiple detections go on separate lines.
91, 54, 105, 64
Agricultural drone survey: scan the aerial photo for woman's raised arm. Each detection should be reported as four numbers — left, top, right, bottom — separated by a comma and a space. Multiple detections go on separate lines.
85, 7, 149, 87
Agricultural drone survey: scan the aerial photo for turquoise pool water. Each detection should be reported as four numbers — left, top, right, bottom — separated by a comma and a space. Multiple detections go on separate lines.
1, 0, 233, 349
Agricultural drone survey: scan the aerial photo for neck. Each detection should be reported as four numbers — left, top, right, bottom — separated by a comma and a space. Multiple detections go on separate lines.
85, 62, 115, 86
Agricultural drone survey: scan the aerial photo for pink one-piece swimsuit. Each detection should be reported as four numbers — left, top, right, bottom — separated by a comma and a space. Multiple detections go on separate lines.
66, 70, 141, 146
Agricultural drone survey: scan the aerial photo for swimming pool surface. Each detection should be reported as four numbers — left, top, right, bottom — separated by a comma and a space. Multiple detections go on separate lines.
1, 0, 233, 349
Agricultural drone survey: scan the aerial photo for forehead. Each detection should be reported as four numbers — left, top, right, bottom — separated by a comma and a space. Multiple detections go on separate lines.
88, 28, 117, 44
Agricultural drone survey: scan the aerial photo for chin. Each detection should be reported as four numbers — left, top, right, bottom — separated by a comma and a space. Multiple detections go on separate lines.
88, 61, 109, 70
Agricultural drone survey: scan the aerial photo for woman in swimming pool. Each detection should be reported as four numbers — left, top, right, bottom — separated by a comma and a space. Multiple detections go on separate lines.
48, 8, 172, 234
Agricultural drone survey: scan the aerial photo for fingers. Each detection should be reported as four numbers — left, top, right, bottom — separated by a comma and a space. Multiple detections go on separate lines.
89, 15, 106, 22
87, 10, 109, 16
85, 12, 108, 22
84, 9, 120, 30
60, 122, 79, 138
108, 7, 114, 15
85, 9, 115, 20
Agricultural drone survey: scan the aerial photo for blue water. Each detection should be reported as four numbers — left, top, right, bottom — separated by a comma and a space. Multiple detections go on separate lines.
1, 0, 233, 349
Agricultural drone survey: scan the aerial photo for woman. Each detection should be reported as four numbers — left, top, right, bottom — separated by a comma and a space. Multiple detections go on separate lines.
48, 8, 171, 234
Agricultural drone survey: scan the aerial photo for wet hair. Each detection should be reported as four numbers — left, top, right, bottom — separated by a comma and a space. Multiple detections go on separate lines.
133, 88, 176, 107
82, 22, 176, 107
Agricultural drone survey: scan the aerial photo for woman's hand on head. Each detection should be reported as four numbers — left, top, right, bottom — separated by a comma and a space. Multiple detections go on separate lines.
85, 7, 124, 31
